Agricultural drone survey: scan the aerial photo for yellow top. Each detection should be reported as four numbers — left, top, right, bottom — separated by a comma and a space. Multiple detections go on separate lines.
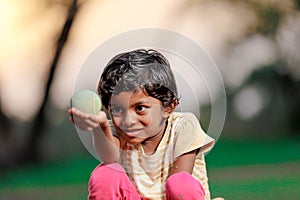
116, 112, 214, 200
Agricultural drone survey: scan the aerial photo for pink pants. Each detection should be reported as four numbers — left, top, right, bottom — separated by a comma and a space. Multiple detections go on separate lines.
88, 163, 205, 200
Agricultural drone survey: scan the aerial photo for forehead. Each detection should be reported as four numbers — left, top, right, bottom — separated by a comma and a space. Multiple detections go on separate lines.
110, 88, 161, 105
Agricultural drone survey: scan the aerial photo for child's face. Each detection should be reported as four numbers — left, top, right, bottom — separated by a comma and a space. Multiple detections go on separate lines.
109, 88, 171, 144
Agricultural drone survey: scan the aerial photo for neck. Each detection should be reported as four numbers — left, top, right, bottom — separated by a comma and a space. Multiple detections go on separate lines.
141, 120, 168, 154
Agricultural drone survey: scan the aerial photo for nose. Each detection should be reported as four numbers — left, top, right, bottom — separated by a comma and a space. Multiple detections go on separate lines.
122, 110, 137, 127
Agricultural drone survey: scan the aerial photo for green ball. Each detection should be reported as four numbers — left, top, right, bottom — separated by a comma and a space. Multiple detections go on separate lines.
71, 90, 102, 114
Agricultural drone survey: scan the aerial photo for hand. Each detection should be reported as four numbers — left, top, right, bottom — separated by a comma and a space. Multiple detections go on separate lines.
68, 108, 108, 132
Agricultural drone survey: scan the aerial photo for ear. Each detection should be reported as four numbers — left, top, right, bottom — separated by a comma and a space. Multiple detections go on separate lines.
163, 103, 176, 118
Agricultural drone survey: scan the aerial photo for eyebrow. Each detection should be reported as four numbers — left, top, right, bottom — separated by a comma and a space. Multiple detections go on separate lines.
110, 99, 151, 108
133, 99, 151, 105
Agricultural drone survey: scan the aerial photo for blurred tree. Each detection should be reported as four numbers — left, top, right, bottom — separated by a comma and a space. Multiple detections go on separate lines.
180, 0, 299, 137
296, 0, 300, 10
257, 7, 281, 36
0, 93, 11, 139
235, 62, 300, 135
22, 0, 79, 163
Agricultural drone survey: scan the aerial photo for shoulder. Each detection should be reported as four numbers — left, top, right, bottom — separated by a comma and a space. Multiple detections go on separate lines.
169, 112, 202, 134
170, 112, 197, 120
170, 112, 215, 157
168, 112, 198, 126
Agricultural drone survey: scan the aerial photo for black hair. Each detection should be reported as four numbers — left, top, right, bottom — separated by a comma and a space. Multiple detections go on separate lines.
98, 49, 179, 109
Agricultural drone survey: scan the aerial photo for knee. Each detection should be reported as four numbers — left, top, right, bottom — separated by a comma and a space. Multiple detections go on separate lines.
89, 163, 126, 189
88, 163, 139, 200
90, 163, 125, 179
166, 172, 205, 200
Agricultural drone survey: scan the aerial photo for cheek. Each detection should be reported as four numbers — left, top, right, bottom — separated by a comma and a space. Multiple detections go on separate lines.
111, 116, 122, 127
137, 115, 150, 126
144, 113, 162, 127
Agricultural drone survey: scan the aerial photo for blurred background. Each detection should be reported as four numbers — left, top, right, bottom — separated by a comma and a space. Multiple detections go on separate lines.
0, 0, 300, 199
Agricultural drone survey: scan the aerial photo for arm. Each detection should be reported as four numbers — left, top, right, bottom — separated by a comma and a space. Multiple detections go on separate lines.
169, 150, 197, 175
170, 149, 225, 200
69, 108, 120, 163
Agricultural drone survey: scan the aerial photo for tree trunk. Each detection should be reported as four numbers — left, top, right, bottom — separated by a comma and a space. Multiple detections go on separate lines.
21, 0, 79, 163
0, 94, 11, 139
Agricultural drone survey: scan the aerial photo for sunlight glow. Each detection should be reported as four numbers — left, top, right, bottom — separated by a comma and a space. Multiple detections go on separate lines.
0, 0, 65, 121
0, 0, 18, 62
0, 0, 298, 122
234, 85, 270, 120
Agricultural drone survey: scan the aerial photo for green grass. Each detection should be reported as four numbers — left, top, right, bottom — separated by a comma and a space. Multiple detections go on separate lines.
211, 175, 300, 200
206, 136, 300, 168
0, 157, 99, 189
0, 137, 299, 199
0, 156, 99, 200
206, 136, 300, 199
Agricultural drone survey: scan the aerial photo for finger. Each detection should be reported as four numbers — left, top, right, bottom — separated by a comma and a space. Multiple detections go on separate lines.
75, 120, 99, 132
72, 112, 100, 130
69, 116, 74, 124
72, 108, 88, 120
73, 117, 91, 130
71, 109, 108, 131
68, 108, 74, 122
85, 113, 101, 123
83, 117, 100, 128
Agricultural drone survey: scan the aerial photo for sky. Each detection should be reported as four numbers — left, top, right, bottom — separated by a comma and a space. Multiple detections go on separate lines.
0, 0, 299, 121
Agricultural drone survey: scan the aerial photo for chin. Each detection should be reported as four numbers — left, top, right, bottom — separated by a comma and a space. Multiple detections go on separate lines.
125, 137, 144, 145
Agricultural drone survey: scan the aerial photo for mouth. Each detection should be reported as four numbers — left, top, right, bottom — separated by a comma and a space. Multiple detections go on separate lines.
121, 128, 143, 137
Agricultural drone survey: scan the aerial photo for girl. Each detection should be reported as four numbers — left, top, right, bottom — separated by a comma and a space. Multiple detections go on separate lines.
69, 49, 216, 200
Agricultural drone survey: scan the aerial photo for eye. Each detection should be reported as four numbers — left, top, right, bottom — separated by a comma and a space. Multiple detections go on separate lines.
135, 105, 146, 113
110, 106, 123, 116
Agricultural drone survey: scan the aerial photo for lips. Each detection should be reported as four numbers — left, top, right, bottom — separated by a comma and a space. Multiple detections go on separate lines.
121, 128, 143, 137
